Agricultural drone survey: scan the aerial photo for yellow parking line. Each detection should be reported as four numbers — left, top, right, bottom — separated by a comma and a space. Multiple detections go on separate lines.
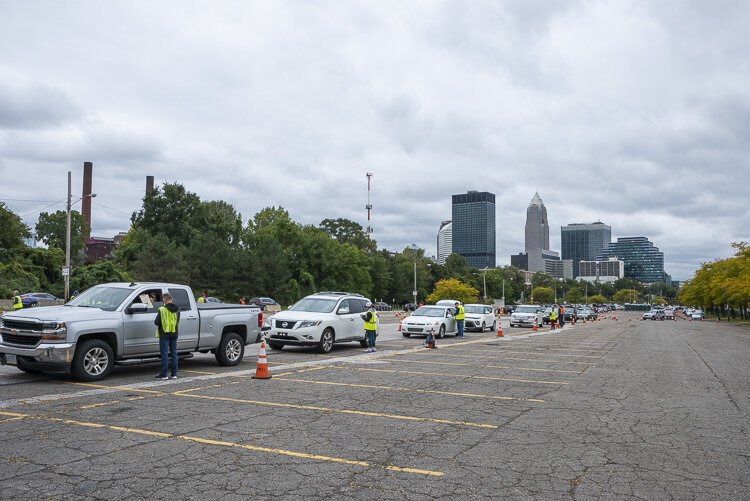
175, 392, 497, 429
66, 382, 165, 394
394, 359, 579, 374
0, 416, 26, 423
502, 357, 591, 365
7, 410, 442, 476
179, 369, 218, 375
79, 396, 147, 410
273, 377, 545, 403
329, 366, 569, 385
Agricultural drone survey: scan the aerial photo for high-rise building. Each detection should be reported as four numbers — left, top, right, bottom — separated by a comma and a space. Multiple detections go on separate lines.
510, 253, 528, 271
436, 221, 453, 265
561, 222, 611, 277
579, 258, 625, 284
598, 237, 667, 284
451, 191, 496, 268
525, 192, 549, 252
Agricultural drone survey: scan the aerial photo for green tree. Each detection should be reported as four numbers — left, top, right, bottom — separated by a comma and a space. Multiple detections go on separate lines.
444, 253, 470, 278
565, 287, 584, 304
70, 261, 130, 293
613, 289, 640, 304
427, 278, 479, 304
131, 183, 202, 247
614, 278, 644, 292
130, 233, 192, 284
320, 218, 376, 253
588, 294, 608, 304
0, 202, 31, 258
0, 262, 41, 298
35, 210, 86, 257
532, 286, 554, 304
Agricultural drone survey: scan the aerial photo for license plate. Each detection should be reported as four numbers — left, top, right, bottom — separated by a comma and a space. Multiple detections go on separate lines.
5, 354, 17, 366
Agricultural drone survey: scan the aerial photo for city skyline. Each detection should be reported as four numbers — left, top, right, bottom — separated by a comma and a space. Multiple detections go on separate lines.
2, 2, 749, 280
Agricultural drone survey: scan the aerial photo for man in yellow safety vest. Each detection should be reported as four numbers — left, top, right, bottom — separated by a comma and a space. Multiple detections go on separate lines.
154, 293, 180, 380
12, 290, 23, 310
455, 301, 465, 338
362, 301, 378, 352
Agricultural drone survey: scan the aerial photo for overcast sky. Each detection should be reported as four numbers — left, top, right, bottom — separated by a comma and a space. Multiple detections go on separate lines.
1, 0, 748, 280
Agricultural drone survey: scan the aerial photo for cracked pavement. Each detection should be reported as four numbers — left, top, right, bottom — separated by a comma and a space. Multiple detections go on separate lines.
1, 312, 748, 499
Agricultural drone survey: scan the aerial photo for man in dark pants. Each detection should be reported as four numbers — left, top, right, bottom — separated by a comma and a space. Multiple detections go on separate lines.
154, 293, 180, 380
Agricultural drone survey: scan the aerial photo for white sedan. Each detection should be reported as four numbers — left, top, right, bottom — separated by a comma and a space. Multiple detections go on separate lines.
400, 306, 457, 339
463, 304, 497, 332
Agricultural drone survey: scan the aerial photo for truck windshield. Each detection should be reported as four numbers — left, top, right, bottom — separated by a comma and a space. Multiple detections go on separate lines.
289, 298, 338, 313
67, 287, 134, 312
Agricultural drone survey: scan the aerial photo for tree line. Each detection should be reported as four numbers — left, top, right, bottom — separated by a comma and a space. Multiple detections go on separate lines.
1, 186, 682, 306
678, 242, 749, 320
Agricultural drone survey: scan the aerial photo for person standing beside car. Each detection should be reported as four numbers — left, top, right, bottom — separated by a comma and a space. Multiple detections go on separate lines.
362, 301, 378, 352
454, 301, 465, 338
154, 293, 180, 380
12, 290, 23, 310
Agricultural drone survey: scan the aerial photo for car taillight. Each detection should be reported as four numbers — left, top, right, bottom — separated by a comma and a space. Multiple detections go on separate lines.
257, 312, 263, 328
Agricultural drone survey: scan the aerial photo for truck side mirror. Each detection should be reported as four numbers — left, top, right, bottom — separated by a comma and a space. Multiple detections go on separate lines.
127, 303, 149, 314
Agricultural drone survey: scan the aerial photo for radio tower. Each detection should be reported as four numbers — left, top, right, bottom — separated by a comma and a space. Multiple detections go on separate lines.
366, 172, 373, 238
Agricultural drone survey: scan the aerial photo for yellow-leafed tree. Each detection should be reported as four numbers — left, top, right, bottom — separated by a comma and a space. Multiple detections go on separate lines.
427, 278, 479, 305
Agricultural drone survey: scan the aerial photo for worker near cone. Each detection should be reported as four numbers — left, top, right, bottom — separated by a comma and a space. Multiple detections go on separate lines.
454, 301, 465, 338
549, 306, 558, 330
361, 301, 378, 353
154, 293, 180, 380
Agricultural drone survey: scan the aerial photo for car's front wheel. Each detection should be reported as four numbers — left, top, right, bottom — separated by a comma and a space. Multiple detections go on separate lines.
72, 339, 114, 381
318, 329, 334, 354
437, 325, 445, 339
481, 322, 486, 332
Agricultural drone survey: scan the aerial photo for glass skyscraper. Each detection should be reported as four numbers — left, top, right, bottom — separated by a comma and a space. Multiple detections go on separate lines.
561, 222, 612, 278
451, 191, 496, 268
598, 237, 666, 284
525, 192, 549, 252
436, 220, 453, 265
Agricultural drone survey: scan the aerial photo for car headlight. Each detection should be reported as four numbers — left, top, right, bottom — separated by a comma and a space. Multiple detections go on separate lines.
298, 320, 321, 328
263, 317, 273, 327
41, 321, 67, 340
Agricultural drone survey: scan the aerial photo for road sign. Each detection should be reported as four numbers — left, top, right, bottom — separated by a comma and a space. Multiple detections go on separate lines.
62, 266, 70, 276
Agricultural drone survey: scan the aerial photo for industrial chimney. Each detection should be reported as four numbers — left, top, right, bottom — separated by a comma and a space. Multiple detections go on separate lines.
82, 161, 93, 233
146, 175, 154, 195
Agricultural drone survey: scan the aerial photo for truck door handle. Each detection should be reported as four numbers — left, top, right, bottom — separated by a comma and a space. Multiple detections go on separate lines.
185, 316, 197, 320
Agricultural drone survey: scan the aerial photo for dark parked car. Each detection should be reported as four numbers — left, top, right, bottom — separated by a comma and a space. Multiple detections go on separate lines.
20, 292, 59, 308
248, 297, 280, 310
373, 301, 392, 311
403, 303, 418, 312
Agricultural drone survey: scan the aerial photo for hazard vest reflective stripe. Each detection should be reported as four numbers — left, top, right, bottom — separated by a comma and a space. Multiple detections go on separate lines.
197, 297, 205, 303
455, 304, 465, 320
550, 310, 558, 321
12, 296, 23, 310
364, 310, 378, 330
158, 306, 178, 333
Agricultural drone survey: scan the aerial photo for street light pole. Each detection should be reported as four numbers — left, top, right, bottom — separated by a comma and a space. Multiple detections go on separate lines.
413, 261, 417, 307
64, 171, 72, 301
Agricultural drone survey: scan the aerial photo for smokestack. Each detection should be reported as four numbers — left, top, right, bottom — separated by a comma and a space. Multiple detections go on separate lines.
146, 175, 154, 195
82, 161, 93, 233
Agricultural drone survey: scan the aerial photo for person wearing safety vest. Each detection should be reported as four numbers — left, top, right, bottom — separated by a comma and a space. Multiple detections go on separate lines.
197, 290, 207, 303
12, 290, 23, 310
362, 301, 378, 352
153, 293, 180, 380
454, 301, 465, 338
550, 306, 558, 330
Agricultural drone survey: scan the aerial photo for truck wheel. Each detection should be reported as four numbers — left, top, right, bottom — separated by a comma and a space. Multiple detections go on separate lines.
318, 329, 334, 354
216, 332, 244, 366
72, 339, 114, 381
267, 342, 284, 351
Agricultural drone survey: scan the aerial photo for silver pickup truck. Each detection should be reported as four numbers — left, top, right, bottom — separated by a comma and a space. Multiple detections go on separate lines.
0, 282, 263, 381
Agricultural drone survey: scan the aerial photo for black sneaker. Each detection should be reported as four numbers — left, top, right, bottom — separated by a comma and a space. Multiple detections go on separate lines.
155, 374, 168, 380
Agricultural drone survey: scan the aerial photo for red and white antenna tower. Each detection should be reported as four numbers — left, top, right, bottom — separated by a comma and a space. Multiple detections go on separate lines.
366, 172, 373, 238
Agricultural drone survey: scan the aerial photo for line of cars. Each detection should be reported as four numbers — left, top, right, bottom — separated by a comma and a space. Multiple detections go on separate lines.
642, 306, 703, 321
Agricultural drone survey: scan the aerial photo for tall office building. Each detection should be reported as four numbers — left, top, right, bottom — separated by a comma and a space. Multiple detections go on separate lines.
598, 237, 666, 284
525, 192, 549, 252
561, 222, 611, 277
436, 221, 453, 265
451, 191, 496, 268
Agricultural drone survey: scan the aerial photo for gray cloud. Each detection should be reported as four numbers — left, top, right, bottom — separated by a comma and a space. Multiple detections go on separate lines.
1, 0, 749, 281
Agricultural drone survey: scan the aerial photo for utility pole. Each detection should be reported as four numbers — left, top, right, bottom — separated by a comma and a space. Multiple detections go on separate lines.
64, 171, 72, 301
413, 261, 418, 307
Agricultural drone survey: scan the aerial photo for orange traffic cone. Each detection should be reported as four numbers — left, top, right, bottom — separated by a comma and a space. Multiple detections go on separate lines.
497, 324, 504, 337
532, 323, 538, 332
398, 323, 402, 332
251, 341, 272, 380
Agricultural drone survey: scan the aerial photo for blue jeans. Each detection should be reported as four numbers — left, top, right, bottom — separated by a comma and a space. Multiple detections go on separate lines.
159, 336, 178, 375
366, 330, 376, 348
457, 320, 464, 337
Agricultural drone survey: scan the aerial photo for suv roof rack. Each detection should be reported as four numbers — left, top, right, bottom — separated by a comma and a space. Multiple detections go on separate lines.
314, 291, 365, 297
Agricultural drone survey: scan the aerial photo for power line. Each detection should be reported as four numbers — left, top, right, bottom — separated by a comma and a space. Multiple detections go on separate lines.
20, 199, 67, 218
92, 200, 131, 215
0, 198, 59, 203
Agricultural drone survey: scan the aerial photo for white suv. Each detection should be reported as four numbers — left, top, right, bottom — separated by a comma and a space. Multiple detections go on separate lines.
510, 305, 543, 328
264, 292, 370, 353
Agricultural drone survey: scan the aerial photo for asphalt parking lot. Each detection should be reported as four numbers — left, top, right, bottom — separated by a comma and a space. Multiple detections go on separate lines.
1, 312, 748, 500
